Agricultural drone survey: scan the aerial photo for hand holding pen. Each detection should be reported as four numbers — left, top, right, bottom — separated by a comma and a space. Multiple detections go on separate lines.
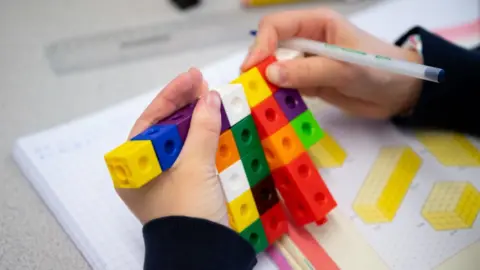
241, 9, 444, 119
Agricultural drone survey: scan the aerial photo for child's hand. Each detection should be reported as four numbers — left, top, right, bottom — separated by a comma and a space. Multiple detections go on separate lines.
117, 68, 228, 226
242, 9, 423, 118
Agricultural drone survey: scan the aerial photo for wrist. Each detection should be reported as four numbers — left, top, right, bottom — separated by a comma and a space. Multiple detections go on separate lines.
141, 212, 229, 227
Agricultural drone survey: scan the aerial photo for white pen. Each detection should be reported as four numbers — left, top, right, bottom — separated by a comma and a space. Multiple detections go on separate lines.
250, 30, 445, 83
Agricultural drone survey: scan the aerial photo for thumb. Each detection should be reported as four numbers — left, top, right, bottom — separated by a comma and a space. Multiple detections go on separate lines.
266, 56, 346, 89
179, 90, 222, 166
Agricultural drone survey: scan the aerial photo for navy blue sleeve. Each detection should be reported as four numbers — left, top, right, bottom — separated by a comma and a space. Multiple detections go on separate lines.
391, 26, 480, 137
142, 216, 257, 270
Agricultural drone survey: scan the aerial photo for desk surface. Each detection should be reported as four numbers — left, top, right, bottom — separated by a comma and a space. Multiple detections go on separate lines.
0, 0, 375, 269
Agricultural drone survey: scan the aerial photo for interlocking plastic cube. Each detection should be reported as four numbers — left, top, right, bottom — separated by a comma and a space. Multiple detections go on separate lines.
156, 101, 196, 142
104, 140, 162, 188
422, 181, 480, 230
273, 88, 308, 121
131, 124, 183, 171
104, 49, 337, 252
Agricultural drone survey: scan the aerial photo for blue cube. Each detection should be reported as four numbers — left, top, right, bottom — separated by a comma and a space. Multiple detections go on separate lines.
132, 124, 183, 170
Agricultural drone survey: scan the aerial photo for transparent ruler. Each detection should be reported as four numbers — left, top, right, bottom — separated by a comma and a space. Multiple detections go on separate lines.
45, 12, 260, 75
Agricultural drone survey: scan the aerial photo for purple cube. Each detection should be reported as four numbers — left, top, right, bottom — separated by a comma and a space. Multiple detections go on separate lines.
273, 88, 308, 121
157, 99, 230, 141
157, 100, 197, 142
220, 103, 231, 134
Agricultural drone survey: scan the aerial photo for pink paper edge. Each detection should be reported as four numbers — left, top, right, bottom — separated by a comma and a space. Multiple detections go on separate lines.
266, 245, 292, 270
434, 18, 480, 39
288, 223, 340, 270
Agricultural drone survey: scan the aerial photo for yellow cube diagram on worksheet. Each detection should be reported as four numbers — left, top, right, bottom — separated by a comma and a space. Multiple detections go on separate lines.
231, 67, 272, 108
308, 130, 347, 168
416, 132, 480, 166
353, 146, 422, 224
104, 140, 162, 188
227, 189, 260, 232
422, 181, 480, 231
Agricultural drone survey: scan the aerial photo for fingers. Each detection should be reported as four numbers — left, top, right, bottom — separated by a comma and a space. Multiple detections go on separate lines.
200, 78, 210, 97
178, 90, 222, 166
241, 9, 339, 71
315, 87, 389, 119
129, 68, 205, 139
265, 56, 349, 89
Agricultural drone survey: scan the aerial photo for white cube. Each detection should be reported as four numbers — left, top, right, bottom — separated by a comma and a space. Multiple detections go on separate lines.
212, 84, 250, 127
218, 160, 250, 203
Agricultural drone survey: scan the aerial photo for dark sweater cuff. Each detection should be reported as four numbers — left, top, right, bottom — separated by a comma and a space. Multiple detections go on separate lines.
143, 216, 257, 270
391, 26, 480, 136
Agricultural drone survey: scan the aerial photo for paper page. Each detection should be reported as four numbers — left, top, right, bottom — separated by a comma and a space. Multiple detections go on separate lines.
311, 106, 480, 270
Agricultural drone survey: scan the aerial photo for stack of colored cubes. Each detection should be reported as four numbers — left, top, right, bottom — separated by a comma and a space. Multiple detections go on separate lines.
228, 56, 337, 229
104, 52, 337, 254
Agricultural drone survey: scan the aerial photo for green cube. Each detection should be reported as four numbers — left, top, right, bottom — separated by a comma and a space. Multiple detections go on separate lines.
241, 148, 270, 187
231, 115, 262, 158
240, 219, 269, 253
291, 110, 324, 149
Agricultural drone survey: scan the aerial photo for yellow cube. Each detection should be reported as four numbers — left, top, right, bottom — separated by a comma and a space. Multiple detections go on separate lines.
226, 189, 260, 232
231, 67, 272, 108
104, 140, 162, 188
227, 209, 238, 231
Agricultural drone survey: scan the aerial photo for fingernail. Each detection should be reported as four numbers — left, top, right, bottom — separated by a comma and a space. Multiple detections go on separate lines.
266, 64, 285, 84
205, 91, 221, 112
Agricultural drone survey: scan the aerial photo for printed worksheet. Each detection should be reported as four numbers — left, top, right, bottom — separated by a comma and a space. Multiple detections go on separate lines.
304, 98, 479, 270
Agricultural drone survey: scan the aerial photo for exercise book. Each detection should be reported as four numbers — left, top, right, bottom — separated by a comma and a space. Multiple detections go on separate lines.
13, 0, 479, 269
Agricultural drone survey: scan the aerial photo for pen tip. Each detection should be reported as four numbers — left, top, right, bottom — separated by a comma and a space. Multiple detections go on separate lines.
249, 30, 257, 36
438, 69, 445, 83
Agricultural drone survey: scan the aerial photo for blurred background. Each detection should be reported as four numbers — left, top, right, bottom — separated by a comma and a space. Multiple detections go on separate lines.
0, 0, 477, 269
